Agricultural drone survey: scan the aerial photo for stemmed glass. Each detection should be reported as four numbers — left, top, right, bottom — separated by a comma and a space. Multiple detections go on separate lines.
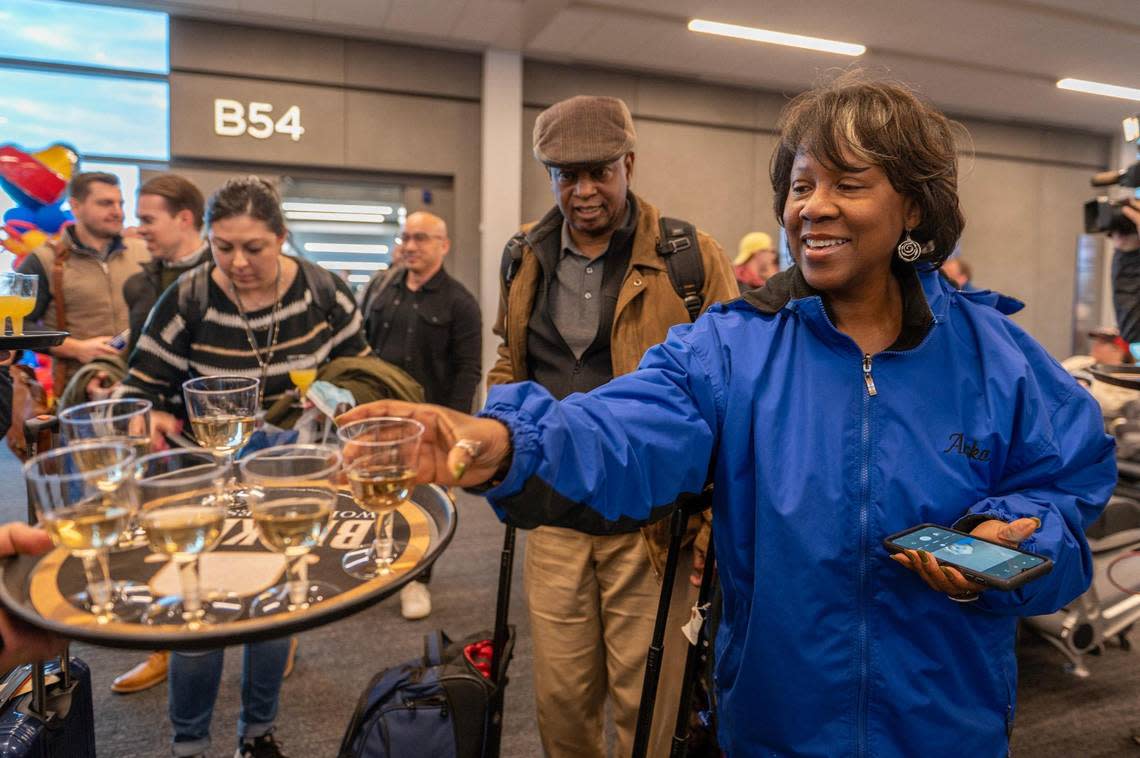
182, 376, 259, 507
24, 440, 148, 623
337, 417, 424, 580
0, 272, 37, 335
59, 398, 152, 457
287, 355, 318, 404
239, 444, 342, 615
134, 449, 242, 629
60, 398, 153, 548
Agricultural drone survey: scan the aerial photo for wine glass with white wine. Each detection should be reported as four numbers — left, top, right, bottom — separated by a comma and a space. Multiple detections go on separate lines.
60, 398, 152, 459
182, 375, 259, 508
337, 417, 423, 580
60, 398, 153, 549
134, 449, 242, 629
24, 440, 148, 623
239, 443, 342, 615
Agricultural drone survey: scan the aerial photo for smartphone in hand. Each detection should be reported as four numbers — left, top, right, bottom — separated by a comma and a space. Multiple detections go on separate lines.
884, 523, 1052, 591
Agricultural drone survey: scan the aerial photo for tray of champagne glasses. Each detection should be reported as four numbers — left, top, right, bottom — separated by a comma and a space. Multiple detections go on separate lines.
0, 438, 456, 651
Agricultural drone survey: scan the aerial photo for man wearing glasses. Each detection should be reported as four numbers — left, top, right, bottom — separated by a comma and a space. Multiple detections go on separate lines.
362, 211, 482, 620
486, 95, 737, 758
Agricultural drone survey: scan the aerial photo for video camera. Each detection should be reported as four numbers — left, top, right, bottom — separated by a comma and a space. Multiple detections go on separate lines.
1085, 115, 1140, 235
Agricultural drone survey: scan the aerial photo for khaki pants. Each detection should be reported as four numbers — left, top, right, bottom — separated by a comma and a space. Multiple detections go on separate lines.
524, 526, 694, 758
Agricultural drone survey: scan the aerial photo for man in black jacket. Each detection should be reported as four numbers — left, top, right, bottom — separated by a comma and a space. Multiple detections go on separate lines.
124, 173, 212, 354
363, 210, 481, 619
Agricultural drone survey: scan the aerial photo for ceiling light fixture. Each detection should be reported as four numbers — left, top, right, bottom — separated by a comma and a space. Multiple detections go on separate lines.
1057, 78, 1140, 102
688, 19, 865, 57
303, 242, 390, 254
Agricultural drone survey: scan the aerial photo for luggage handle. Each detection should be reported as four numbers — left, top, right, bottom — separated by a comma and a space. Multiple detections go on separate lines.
28, 648, 75, 725
632, 490, 714, 758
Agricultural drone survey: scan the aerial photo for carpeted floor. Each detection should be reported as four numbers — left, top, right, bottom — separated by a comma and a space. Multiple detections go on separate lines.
4, 442, 1140, 756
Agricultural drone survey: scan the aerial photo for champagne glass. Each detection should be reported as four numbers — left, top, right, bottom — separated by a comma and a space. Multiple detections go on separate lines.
337, 417, 423, 580
182, 375, 259, 507
61, 398, 153, 548
239, 444, 341, 615
287, 355, 318, 403
24, 440, 147, 623
60, 398, 152, 457
135, 449, 242, 629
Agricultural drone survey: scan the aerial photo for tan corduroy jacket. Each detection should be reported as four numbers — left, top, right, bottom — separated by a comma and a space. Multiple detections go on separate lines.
488, 193, 739, 575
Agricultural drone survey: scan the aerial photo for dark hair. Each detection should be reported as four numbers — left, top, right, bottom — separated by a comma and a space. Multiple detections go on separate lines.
205, 176, 286, 236
770, 72, 966, 267
140, 173, 205, 230
69, 172, 120, 202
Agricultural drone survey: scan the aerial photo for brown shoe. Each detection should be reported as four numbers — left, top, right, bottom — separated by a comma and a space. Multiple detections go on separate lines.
283, 637, 298, 679
111, 650, 169, 694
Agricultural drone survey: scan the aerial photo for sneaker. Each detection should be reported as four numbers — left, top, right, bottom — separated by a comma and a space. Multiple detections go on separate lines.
399, 581, 432, 620
235, 732, 288, 758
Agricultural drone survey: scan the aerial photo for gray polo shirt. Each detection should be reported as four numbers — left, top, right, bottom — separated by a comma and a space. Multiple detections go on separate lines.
550, 204, 633, 359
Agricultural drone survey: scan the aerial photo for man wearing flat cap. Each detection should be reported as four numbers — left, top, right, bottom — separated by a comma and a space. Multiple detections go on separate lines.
488, 95, 737, 757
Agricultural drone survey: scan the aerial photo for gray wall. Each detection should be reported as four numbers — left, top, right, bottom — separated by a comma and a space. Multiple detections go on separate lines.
168, 19, 483, 294
166, 20, 1111, 359
522, 62, 1111, 358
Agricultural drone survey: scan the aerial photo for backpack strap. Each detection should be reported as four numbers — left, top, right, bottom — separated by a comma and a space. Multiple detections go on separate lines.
48, 235, 70, 332
656, 217, 705, 322
422, 630, 451, 666
293, 256, 337, 320
176, 264, 212, 328
499, 231, 527, 294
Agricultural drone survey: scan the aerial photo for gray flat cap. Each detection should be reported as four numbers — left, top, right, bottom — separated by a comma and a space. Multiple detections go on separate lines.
532, 95, 637, 166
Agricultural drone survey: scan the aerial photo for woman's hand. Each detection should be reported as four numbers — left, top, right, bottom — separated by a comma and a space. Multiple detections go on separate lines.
890, 517, 1041, 600
0, 523, 66, 670
149, 410, 181, 451
336, 400, 513, 488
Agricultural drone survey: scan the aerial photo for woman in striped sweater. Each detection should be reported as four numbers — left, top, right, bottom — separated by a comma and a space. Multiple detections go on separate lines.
122, 176, 370, 758
122, 177, 371, 433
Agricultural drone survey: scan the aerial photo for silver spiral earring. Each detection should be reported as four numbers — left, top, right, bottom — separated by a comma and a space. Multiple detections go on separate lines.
897, 229, 922, 263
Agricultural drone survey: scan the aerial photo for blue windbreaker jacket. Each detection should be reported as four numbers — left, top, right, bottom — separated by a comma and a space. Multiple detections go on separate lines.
478, 266, 1116, 757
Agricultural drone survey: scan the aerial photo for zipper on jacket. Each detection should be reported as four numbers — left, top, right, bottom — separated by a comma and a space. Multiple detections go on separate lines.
857, 354, 876, 758
862, 354, 877, 396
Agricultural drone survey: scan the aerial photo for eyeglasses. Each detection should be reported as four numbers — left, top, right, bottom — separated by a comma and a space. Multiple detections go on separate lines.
397, 232, 445, 245
550, 159, 622, 187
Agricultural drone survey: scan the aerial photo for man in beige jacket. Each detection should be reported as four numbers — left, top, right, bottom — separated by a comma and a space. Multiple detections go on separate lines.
488, 95, 737, 757
18, 171, 148, 390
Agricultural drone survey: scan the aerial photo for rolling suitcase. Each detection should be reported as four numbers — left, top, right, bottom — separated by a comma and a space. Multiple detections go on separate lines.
0, 415, 100, 757
0, 657, 97, 757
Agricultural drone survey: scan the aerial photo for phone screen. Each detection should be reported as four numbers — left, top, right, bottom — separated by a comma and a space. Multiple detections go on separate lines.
892, 526, 1046, 580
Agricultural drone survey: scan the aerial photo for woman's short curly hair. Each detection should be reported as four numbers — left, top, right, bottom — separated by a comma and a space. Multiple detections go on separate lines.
770, 72, 966, 267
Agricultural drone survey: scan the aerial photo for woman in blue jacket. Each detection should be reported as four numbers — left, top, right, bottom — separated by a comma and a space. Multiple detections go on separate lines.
341, 74, 1116, 757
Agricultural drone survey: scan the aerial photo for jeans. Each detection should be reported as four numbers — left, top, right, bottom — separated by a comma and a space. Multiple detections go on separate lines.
169, 637, 292, 757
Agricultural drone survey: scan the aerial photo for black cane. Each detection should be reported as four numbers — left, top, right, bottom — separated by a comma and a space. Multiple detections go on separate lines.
631, 505, 688, 758
670, 535, 717, 757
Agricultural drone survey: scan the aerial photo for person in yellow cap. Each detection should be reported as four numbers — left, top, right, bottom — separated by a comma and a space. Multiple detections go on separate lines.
734, 231, 779, 290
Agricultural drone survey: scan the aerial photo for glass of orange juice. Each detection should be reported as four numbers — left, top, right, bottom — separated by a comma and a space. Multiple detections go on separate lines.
287, 354, 318, 401
0, 273, 37, 336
